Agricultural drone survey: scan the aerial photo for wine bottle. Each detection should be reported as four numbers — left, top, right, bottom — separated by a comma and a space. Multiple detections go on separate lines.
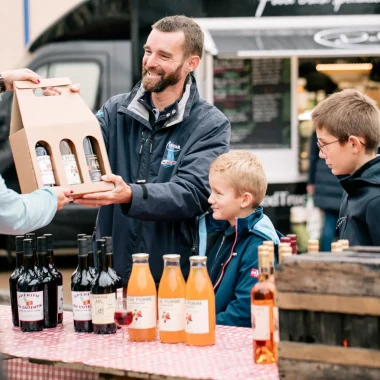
9, 236, 24, 327
44, 233, 64, 324
60, 140, 81, 185
25, 232, 38, 273
71, 238, 93, 333
83, 137, 102, 182
84, 235, 97, 280
17, 239, 44, 332
90, 239, 116, 334
35, 142, 56, 186
103, 236, 123, 301
37, 236, 58, 328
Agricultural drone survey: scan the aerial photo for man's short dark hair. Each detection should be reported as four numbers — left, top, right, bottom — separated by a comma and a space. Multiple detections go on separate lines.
152, 16, 204, 59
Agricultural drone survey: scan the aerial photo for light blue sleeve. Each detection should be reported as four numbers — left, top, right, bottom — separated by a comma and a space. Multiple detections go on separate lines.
0, 174, 58, 235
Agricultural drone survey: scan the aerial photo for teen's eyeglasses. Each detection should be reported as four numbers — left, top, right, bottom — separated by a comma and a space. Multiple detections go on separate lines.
317, 139, 366, 154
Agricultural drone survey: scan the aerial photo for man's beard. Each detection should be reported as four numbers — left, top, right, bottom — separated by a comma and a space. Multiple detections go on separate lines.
142, 63, 183, 93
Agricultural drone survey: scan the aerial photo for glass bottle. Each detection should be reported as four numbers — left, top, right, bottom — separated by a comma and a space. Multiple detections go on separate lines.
84, 235, 97, 280
287, 234, 297, 254
9, 236, 24, 327
83, 137, 102, 182
158, 254, 186, 344
308, 239, 319, 254
251, 250, 277, 364
25, 232, 37, 272
36, 236, 58, 328
338, 239, 349, 250
262, 242, 275, 282
35, 142, 56, 186
279, 246, 292, 264
103, 236, 123, 301
127, 253, 157, 342
91, 239, 117, 334
60, 140, 81, 185
44, 233, 63, 324
71, 238, 93, 333
185, 256, 215, 347
331, 242, 343, 253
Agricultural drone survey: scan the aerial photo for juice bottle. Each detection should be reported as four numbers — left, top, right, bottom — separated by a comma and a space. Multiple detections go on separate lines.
158, 254, 186, 343
185, 256, 215, 346
127, 253, 157, 341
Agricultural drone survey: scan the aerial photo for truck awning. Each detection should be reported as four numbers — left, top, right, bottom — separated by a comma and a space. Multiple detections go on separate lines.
196, 16, 380, 58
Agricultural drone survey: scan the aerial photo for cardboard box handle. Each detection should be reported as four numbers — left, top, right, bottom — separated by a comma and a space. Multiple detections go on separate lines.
14, 77, 72, 90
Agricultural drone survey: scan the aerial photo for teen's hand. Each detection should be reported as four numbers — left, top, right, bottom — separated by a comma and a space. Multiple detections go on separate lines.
43, 84, 80, 96
1, 69, 41, 91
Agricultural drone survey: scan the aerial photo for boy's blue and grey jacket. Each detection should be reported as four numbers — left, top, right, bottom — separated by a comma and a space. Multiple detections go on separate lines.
200, 207, 280, 328
95, 75, 230, 285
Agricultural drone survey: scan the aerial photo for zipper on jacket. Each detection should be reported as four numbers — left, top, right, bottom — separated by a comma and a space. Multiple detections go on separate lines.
144, 132, 155, 182
210, 236, 226, 276
185, 220, 197, 254
135, 132, 146, 182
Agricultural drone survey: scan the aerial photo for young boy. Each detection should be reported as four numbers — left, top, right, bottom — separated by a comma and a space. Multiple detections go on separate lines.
200, 150, 280, 328
312, 89, 380, 246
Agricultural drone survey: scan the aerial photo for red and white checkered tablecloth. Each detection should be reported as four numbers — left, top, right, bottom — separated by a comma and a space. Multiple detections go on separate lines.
0, 305, 279, 380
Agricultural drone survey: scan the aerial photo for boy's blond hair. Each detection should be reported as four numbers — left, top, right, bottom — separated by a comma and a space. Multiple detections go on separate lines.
210, 150, 267, 207
312, 89, 380, 153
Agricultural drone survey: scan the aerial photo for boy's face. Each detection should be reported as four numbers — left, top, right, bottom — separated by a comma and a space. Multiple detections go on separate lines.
316, 128, 356, 175
208, 170, 248, 226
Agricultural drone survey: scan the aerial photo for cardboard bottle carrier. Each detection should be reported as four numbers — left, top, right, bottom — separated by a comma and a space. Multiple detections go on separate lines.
9, 77, 114, 196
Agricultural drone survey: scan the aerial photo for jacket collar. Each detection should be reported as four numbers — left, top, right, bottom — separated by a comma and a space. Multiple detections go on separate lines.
117, 74, 198, 129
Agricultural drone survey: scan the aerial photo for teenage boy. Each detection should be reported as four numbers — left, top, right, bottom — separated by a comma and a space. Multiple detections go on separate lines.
201, 150, 280, 327
312, 88, 380, 246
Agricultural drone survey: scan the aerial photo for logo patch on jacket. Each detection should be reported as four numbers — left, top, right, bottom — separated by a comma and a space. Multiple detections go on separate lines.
161, 141, 181, 168
250, 268, 259, 278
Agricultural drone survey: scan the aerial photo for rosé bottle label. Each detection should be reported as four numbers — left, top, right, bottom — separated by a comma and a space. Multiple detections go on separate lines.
37, 155, 55, 185
58, 285, 63, 314
17, 291, 43, 322
127, 295, 156, 329
159, 298, 185, 332
62, 154, 81, 185
91, 293, 115, 324
251, 304, 270, 340
72, 291, 92, 321
273, 306, 280, 343
185, 300, 209, 334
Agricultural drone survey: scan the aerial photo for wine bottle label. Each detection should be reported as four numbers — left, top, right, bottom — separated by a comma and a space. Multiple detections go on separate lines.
86, 155, 102, 182
36, 155, 55, 185
72, 291, 92, 321
17, 291, 43, 322
116, 288, 123, 302
159, 298, 185, 332
58, 286, 63, 314
127, 295, 156, 329
91, 293, 115, 324
251, 304, 270, 340
62, 154, 81, 185
185, 300, 209, 334
273, 306, 280, 343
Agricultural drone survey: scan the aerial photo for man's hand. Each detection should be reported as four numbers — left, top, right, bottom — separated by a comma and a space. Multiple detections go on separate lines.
1, 69, 40, 91
73, 174, 132, 208
43, 84, 80, 96
51, 187, 74, 211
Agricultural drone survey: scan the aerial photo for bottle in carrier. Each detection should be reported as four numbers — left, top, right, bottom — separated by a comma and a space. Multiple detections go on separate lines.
16, 239, 44, 332
35, 142, 56, 186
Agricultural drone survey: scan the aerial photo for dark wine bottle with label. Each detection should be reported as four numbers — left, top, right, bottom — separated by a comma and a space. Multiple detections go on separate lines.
37, 237, 58, 328
71, 238, 93, 333
25, 233, 38, 273
9, 236, 24, 327
103, 236, 124, 300
35, 142, 56, 186
16, 239, 44, 332
44, 233, 63, 324
83, 137, 102, 182
85, 235, 97, 280
60, 140, 81, 185
91, 239, 116, 334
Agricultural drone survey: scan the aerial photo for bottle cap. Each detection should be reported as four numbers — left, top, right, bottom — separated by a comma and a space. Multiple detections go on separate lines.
331, 242, 343, 252
262, 241, 274, 247
189, 256, 207, 263
15, 236, 24, 252
78, 238, 88, 255
163, 254, 181, 261
280, 237, 291, 243
103, 236, 113, 254
279, 242, 291, 248
132, 253, 149, 260
43, 234, 53, 250
84, 235, 93, 253
258, 250, 270, 269
23, 239, 33, 256
37, 236, 47, 254
337, 239, 349, 249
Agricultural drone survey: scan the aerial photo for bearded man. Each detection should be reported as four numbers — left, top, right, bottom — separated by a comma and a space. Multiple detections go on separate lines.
61, 16, 231, 285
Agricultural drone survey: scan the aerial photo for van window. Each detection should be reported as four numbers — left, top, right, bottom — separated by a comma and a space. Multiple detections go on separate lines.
35, 62, 101, 111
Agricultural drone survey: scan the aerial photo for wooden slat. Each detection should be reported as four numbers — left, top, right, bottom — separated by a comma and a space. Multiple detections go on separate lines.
279, 341, 380, 368
276, 292, 380, 316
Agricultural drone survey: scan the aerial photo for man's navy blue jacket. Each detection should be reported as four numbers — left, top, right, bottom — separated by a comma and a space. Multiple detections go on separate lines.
94, 75, 230, 284
200, 207, 280, 327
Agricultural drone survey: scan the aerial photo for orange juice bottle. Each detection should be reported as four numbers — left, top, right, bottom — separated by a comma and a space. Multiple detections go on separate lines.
185, 256, 215, 346
158, 254, 186, 343
127, 253, 157, 342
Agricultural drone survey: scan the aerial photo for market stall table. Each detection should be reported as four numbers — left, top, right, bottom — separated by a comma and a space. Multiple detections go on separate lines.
0, 305, 279, 380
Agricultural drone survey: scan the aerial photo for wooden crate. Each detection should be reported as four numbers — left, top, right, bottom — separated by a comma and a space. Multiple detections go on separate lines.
275, 249, 380, 380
